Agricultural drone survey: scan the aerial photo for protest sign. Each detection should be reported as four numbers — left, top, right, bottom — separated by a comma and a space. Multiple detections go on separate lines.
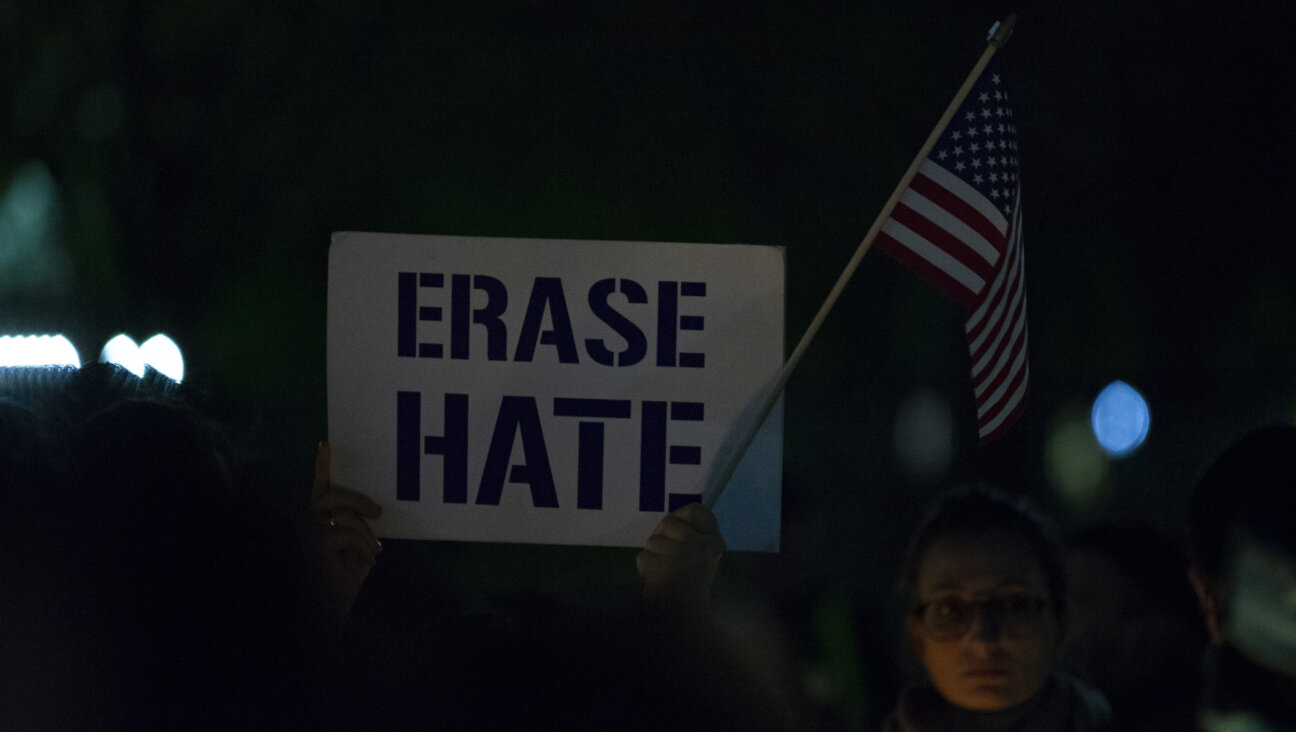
327, 232, 783, 550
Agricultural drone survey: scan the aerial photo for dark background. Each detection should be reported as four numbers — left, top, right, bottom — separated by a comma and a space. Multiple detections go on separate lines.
3, 1, 1294, 726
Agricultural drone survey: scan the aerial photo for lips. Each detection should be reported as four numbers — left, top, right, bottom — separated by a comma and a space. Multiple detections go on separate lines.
962, 666, 1011, 678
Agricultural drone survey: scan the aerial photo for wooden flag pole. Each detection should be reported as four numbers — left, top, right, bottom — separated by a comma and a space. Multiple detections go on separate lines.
702, 15, 1016, 509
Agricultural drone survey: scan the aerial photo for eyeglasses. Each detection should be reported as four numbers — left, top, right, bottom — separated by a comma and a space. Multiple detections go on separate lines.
913, 593, 1050, 641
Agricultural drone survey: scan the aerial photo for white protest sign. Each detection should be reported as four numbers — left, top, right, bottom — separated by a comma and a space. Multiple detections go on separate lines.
327, 232, 783, 551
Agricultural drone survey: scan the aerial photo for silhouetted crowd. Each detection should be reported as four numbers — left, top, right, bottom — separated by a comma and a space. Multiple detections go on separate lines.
3, 363, 1295, 730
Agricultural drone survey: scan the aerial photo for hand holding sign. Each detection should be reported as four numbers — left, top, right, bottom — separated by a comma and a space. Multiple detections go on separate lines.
306, 441, 383, 625
638, 501, 726, 614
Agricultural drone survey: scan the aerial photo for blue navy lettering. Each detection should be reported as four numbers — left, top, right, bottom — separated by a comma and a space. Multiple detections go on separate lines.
396, 390, 421, 498
396, 391, 469, 503
514, 277, 580, 364
417, 273, 444, 358
397, 273, 417, 357
476, 396, 559, 508
450, 274, 508, 361
638, 400, 704, 511
397, 274, 706, 368
554, 397, 633, 509
396, 392, 705, 512
586, 278, 648, 367
678, 281, 706, 368
655, 281, 706, 368
397, 272, 447, 358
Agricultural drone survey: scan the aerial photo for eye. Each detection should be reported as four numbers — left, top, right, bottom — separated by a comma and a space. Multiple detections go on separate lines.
995, 593, 1041, 617
931, 597, 971, 620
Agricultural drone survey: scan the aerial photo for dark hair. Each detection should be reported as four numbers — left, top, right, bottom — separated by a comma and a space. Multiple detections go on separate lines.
1, 364, 318, 726
900, 483, 1067, 620
1188, 423, 1296, 582
1067, 519, 1197, 618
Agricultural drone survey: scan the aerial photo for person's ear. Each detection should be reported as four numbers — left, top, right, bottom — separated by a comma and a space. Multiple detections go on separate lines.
1188, 566, 1224, 645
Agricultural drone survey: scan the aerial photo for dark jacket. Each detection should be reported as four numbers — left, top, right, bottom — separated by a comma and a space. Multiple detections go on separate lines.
882, 673, 1111, 732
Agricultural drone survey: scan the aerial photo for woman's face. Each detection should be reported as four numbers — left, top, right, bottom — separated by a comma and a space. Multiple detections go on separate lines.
908, 531, 1060, 712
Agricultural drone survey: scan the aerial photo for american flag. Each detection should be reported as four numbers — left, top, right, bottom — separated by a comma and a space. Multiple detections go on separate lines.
876, 57, 1028, 443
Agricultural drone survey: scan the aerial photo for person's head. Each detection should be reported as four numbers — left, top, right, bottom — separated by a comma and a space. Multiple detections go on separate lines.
1188, 423, 1296, 676
900, 483, 1066, 712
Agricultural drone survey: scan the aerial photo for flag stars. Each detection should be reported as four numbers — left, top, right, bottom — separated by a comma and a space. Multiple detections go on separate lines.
943, 70, 1023, 205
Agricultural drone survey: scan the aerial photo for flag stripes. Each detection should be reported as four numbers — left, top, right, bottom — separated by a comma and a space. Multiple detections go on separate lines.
876, 57, 1029, 442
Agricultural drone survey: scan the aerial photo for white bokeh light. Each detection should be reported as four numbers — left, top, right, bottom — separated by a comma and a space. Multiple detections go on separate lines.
1045, 404, 1110, 517
0, 334, 80, 367
892, 386, 955, 483
1090, 380, 1150, 457
100, 334, 145, 377
140, 333, 184, 382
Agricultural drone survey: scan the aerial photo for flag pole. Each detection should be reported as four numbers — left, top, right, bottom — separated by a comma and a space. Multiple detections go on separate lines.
702, 15, 1017, 509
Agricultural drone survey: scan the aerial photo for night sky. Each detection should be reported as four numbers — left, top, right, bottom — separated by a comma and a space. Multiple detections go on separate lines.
3, 1, 1295, 724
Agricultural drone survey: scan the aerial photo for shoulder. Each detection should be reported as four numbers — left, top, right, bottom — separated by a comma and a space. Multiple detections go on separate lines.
881, 685, 950, 732
1052, 673, 1114, 731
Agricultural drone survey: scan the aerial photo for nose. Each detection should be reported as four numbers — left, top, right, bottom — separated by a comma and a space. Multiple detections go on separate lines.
969, 603, 1004, 641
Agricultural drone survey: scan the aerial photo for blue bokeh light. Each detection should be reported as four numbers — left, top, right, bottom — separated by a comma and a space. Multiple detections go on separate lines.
1090, 380, 1150, 457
